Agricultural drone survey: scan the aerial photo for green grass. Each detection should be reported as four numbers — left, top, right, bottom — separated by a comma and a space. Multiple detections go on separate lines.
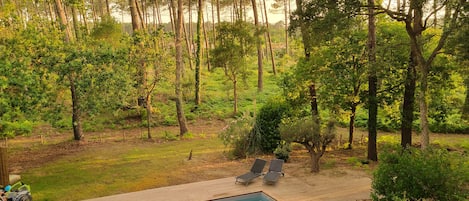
22, 137, 226, 201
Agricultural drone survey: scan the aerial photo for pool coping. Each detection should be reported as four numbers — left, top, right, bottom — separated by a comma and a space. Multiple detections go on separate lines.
84, 173, 371, 201
209, 191, 277, 201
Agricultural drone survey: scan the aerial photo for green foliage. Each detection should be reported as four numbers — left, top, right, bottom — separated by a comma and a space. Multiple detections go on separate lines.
218, 114, 257, 158
162, 131, 179, 141
253, 98, 292, 153
0, 119, 34, 137
280, 117, 336, 148
279, 117, 336, 172
210, 21, 256, 113
372, 146, 469, 201
289, 0, 361, 44
211, 20, 255, 77
91, 16, 123, 44
273, 141, 291, 162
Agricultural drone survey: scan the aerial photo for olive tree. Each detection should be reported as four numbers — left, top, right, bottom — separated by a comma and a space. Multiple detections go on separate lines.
279, 117, 335, 173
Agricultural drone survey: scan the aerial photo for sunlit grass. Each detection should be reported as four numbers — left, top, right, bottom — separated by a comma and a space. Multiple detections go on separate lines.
22, 138, 226, 201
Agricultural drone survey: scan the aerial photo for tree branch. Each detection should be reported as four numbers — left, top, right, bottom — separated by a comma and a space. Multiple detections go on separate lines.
426, 2, 461, 66
423, 0, 448, 28
377, 5, 407, 21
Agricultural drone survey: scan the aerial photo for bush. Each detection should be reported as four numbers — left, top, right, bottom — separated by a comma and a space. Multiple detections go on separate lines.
0, 120, 34, 137
273, 141, 291, 162
219, 114, 258, 158
254, 99, 291, 153
371, 146, 469, 201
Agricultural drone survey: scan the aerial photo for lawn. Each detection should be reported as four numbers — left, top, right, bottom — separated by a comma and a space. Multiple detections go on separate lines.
22, 137, 228, 200
5, 122, 469, 201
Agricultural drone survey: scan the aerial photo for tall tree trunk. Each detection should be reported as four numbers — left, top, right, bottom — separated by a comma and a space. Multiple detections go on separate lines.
183, 19, 194, 70
401, 53, 416, 148
348, 104, 356, 149
189, 0, 193, 46
216, 0, 220, 24
211, 0, 216, 43
55, 0, 72, 42
69, 76, 83, 140
251, 0, 263, 92
129, 0, 142, 31
418, 68, 430, 148
155, 0, 162, 26
310, 151, 320, 173
105, 0, 110, 16
262, 0, 276, 75
130, 0, 151, 138
146, 96, 152, 139
56, 0, 83, 141
309, 84, 319, 118
195, 0, 203, 105
367, 0, 378, 161
202, 19, 211, 70
295, 0, 311, 58
175, 0, 189, 136
134, 0, 147, 30
152, 2, 157, 30
406, 1, 427, 149
463, 78, 469, 121
91, 0, 98, 23
233, 78, 238, 113
47, 1, 57, 24
71, 6, 80, 41
169, 0, 176, 33
284, 0, 289, 55
403, 0, 462, 149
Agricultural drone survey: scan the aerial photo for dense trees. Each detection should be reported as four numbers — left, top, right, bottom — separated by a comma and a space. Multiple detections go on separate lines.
0, 0, 467, 151
379, 0, 467, 149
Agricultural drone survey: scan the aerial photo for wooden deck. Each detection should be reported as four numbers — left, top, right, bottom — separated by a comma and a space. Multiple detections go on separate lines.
85, 173, 371, 201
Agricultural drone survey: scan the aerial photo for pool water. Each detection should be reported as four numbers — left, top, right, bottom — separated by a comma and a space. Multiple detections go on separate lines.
210, 191, 277, 201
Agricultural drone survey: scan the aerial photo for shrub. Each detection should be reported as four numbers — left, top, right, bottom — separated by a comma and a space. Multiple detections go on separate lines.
219, 114, 258, 158
273, 141, 291, 162
254, 99, 291, 153
162, 131, 179, 141
371, 146, 469, 201
0, 120, 34, 137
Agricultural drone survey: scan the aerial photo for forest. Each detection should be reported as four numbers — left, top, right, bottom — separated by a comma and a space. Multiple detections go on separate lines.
1, 0, 469, 200
1, 0, 467, 141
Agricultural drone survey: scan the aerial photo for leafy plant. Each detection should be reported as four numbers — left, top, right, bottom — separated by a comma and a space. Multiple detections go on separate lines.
372, 146, 469, 201
162, 131, 179, 141
273, 141, 292, 162
254, 99, 291, 153
218, 114, 258, 158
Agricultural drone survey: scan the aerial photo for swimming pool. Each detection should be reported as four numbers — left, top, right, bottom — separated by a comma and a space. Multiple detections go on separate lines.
210, 191, 277, 201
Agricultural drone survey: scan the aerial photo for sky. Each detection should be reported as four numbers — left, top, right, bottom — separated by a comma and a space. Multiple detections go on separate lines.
112, 0, 296, 24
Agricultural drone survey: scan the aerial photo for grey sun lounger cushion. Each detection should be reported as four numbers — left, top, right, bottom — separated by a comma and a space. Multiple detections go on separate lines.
263, 159, 285, 185
235, 159, 267, 185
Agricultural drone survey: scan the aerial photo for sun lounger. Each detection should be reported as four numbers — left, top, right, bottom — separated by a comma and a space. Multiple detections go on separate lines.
235, 159, 267, 185
263, 159, 284, 185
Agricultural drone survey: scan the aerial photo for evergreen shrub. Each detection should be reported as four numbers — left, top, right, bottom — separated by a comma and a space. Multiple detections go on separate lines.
372, 146, 469, 201
254, 99, 291, 153
273, 141, 291, 162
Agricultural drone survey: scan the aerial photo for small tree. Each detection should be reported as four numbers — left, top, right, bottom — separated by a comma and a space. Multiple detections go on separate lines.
279, 117, 335, 173
211, 21, 255, 114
